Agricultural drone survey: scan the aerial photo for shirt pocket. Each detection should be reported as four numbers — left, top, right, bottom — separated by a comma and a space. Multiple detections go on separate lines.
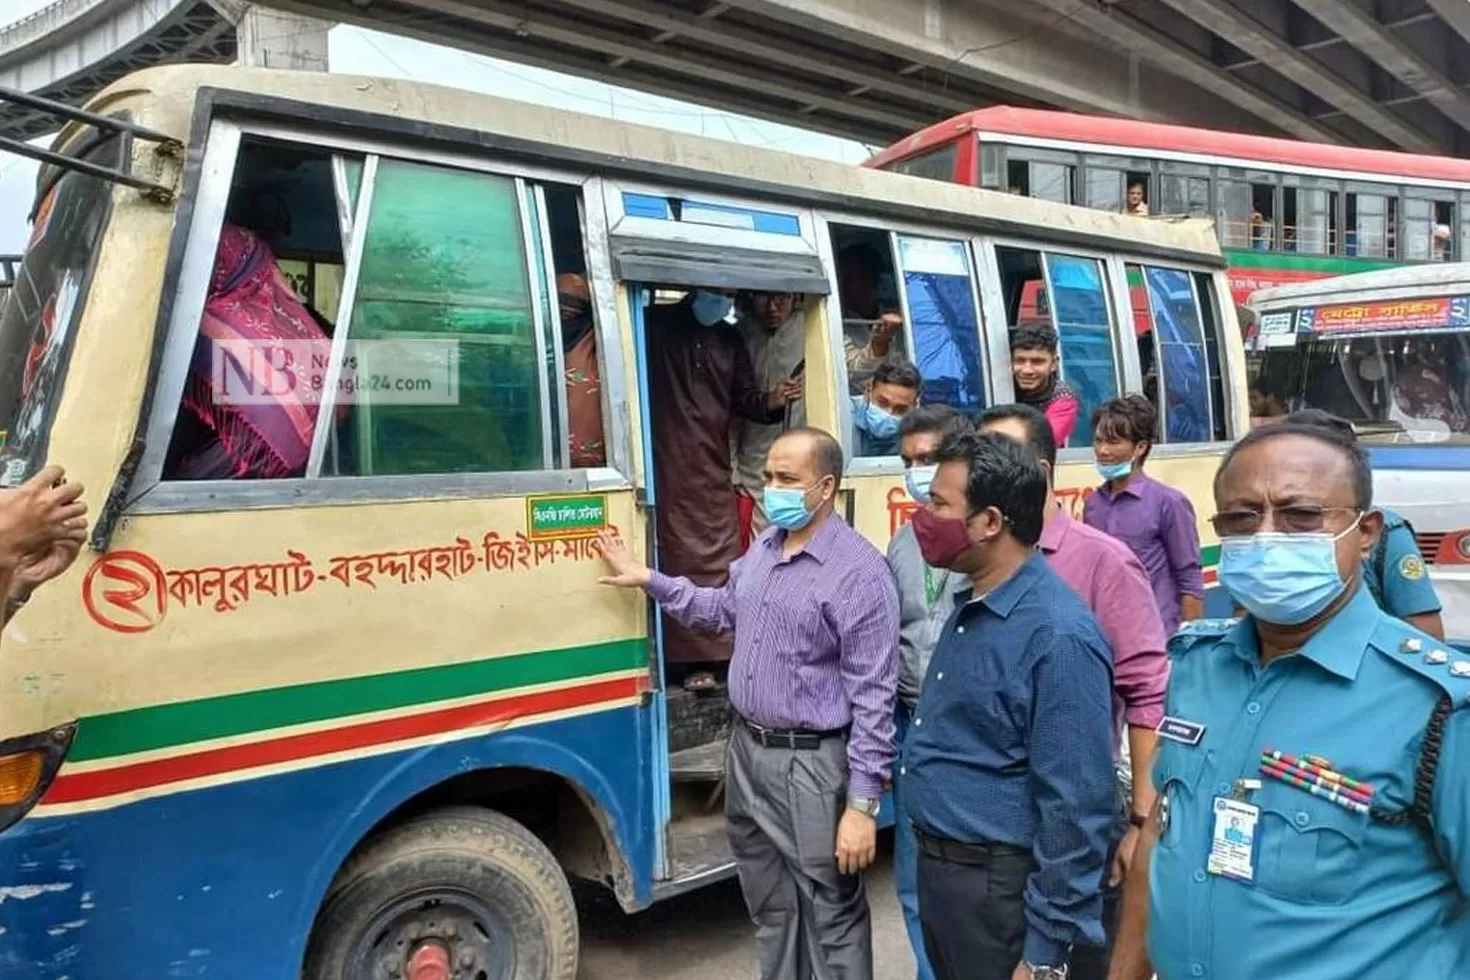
1253, 780, 1368, 905
1153, 741, 1206, 852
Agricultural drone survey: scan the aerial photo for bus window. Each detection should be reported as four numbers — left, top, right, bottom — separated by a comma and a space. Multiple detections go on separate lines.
890, 142, 960, 183
1217, 179, 1253, 248
979, 143, 1003, 191
1130, 264, 1216, 443
1159, 174, 1209, 216
1346, 190, 1389, 258
997, 246, 1119, 440
0, 138, 118, 485
1193, 272, 1230, 442
892, 236, 986, 415
1461, 192, 1470, 264
1007, 159, 1074, 204
1282, 185, 1334, 255
1085, 167, 1124, 211
1401, 196, 1454, 261
831, 224, 909, 395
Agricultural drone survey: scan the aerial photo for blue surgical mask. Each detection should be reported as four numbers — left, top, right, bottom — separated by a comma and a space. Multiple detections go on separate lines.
1096, 459, 1133, 482
691, 290, 734, 327
905, 463, 937, 504
1218, 521, 1359, 625
852, 396, 901, 439
764, 484, 818, 531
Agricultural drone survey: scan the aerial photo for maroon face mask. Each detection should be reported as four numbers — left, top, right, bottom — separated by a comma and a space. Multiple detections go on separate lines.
910, 507, 974, 568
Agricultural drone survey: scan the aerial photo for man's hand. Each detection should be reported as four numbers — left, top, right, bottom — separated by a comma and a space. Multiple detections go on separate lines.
594, 530, 651, 588
12, 537, 84, 600
871, 313, 902, 357
780, 376, 804, 404
834, 809, 877, 875
1111, 825, 1141, 887
0, 466, 87, 572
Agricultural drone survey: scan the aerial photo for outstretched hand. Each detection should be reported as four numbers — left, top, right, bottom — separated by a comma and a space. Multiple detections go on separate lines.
0, 466, 87, 572
595, 530, 651, 588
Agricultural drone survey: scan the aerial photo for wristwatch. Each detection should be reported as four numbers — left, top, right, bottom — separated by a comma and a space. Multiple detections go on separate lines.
847, 796, 880, 818
1024, 963, 1068, 980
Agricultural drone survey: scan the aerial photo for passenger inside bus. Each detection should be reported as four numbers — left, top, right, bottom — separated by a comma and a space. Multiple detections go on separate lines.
732, 291, 806, 544
1126, 181, 1149, 217
851, 358, 921, 456
831, 235, 907, 390
557, 273, 606, 469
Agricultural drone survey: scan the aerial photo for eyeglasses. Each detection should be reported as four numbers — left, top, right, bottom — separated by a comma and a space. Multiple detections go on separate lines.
1209, 504, 1361, 538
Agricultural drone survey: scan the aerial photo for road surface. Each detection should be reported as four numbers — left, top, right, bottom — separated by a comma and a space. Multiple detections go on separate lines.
578, 845, 916, 979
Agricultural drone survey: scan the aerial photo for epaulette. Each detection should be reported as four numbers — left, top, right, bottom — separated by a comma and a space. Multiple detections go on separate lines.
1372, 618, 1470, 708
1166, 617, 1239, 659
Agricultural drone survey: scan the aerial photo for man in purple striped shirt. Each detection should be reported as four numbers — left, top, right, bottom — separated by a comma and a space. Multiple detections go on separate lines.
596, 427, 899, 980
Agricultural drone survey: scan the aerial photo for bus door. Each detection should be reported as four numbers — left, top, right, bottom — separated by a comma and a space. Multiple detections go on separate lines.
600, 183, 833, 887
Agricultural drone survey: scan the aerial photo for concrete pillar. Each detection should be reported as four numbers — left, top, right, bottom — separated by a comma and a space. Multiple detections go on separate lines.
235, 6, 330, 72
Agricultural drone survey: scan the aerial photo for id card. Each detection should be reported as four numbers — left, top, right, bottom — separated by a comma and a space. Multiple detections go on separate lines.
1206, 797, 1258, 882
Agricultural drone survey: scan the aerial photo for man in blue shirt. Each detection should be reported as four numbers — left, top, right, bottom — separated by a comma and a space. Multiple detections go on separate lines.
1109, 421, 1470, 980
903, 430, 1116, 980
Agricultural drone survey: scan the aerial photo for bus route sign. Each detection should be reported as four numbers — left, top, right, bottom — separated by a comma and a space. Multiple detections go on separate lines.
527, 494, 609, 541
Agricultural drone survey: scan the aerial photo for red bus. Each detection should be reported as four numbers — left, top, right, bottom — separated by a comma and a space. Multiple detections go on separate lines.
865, 107, 1470, 307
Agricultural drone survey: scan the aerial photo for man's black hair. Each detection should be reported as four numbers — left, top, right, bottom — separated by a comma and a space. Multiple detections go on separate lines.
1093, 394, 1159, 462
838, 242, 883, 277
1010, 325, 1058, 354
871, 358, 922, 392
976, 403, 1057, 470
1216, 422, 1373, 509
898, 404, 965, 440
934, 430, 1047, 546
1283, 408, 1357, 443
782, 426, 845, 490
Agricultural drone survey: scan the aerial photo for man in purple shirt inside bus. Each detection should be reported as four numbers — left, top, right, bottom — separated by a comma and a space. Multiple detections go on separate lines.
1083, 395, 1204, 636
596, 426, 899, 980
978, 404, 1168, 980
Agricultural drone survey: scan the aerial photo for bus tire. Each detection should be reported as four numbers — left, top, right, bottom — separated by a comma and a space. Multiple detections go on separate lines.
303, 805, 579, 980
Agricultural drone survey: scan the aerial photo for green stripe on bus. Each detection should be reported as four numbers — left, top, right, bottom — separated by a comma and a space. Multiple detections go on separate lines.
1223, 250, 1401, 274
1202, 543, 1220, 568
68, 638, 647, 763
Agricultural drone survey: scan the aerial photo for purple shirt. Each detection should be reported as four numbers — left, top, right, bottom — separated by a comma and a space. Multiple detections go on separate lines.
1039, 508, 1169, 746
645, 514, 899, 797
1082, 471, 1204, 636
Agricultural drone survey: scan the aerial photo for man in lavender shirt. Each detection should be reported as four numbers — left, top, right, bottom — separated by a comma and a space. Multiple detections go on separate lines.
596, 427, 899, 980
1083, 395, 1204, 636
977, 404, 1168, 980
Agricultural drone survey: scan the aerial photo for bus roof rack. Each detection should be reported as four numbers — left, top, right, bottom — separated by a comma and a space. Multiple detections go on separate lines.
0, 85, 181, 200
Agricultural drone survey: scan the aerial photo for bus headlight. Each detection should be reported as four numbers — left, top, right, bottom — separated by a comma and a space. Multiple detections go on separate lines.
0, 724, 74, 834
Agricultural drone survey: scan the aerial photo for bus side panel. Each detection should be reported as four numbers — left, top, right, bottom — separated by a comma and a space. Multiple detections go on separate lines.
0, 706, 652, 980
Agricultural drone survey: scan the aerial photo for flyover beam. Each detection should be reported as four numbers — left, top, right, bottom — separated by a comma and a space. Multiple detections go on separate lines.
1147, 0, 1439, 152
1286, 0, 1470, 135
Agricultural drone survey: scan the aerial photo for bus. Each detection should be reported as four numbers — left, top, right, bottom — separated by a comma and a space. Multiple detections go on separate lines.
865, 106, 1470, 305
0, 65, 1244, 980
1246, 264, 1470, 644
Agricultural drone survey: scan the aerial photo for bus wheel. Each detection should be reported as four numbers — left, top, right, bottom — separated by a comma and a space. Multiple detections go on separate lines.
303, 806, 579, 980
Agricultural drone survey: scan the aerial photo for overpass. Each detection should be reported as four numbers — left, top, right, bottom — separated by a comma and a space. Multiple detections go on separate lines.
4, 0, 1470, 153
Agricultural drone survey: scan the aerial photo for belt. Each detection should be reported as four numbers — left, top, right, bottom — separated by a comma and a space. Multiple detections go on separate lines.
914, 828, 1030, 867
741, 717, 849, 750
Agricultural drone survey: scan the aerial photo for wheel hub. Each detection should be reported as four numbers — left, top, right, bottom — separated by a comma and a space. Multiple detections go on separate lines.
358, 892, 508, 980
407, 942, 450, 980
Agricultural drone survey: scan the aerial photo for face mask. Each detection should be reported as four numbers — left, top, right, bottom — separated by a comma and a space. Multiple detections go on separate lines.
852, 396, 901, 439
691, 290, 734, 327
1218, 520, 1359, 625
1096, 459, 1133, 482
910, 507, 975, 568
764, 483, 821, 531
905, 463, 938, 504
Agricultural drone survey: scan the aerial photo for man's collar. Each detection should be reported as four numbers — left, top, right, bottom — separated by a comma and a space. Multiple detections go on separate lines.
1227, 583, 1380, 680
958, 552, 1044, 619
774, 510, 842, 564
1103, 471, 1151, 500
1038, 501, 1072, 554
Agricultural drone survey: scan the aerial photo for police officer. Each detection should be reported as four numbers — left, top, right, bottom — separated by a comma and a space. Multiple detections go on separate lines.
1109, 420, 1470, 980
1282, 409, 1443, 639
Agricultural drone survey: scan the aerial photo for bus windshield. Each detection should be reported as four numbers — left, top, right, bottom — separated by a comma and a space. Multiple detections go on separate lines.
1252, 329, 1470, 443
0, 138, 117, 484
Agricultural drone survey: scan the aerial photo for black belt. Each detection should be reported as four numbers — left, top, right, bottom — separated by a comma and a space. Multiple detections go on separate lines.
914, 828, 1030, 866
741, 717, 849, 750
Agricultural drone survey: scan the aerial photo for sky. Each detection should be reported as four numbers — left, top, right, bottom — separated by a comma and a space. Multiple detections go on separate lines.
0, 11, 871, 252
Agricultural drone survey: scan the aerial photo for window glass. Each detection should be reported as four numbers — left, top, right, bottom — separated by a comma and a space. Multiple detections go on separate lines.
1292, 188, 1330, 255
891, 143, 959, 183
1045, 253, 1118, 433
1140, 266, 1211, 442
1402, 197, 1434, 261
1347, 193, 1387, 258
1030, 162, 1072, 204
335, 159, 543, 476
980, 143, 1003, 190
1217, 179, 1253, 248
1160, 175, 1209, 215
895, 236, 985, 415
1085, 168, 1123, 211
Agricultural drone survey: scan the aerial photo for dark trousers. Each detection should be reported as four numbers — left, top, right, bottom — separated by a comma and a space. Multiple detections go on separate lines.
915, 834, 1034, 980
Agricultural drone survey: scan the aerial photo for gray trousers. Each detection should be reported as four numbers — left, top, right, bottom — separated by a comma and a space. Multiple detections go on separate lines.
725, 723, 874, 980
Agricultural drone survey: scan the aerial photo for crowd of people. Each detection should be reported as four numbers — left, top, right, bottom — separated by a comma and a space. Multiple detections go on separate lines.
596, 305, 1467, 980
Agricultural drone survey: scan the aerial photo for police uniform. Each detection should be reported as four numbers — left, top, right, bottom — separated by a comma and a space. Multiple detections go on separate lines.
1148, 585, 1470, 980
1365, 506, 1440, 622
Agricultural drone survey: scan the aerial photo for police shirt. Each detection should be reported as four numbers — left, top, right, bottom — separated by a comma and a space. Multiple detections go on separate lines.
1148, 585, 1470, 980
1365, 506, 1440, 620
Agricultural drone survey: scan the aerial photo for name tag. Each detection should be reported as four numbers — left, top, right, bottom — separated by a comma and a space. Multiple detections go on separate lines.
1157, 716, 1206, 746
1207, 797, 1259, 882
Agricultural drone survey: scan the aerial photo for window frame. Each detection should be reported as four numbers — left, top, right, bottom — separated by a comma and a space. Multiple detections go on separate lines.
1133, 264, 1217, 445
130, 119, 635, 513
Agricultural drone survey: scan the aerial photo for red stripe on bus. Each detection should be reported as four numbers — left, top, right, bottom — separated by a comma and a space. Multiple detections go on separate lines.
43, 675, 643, 804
